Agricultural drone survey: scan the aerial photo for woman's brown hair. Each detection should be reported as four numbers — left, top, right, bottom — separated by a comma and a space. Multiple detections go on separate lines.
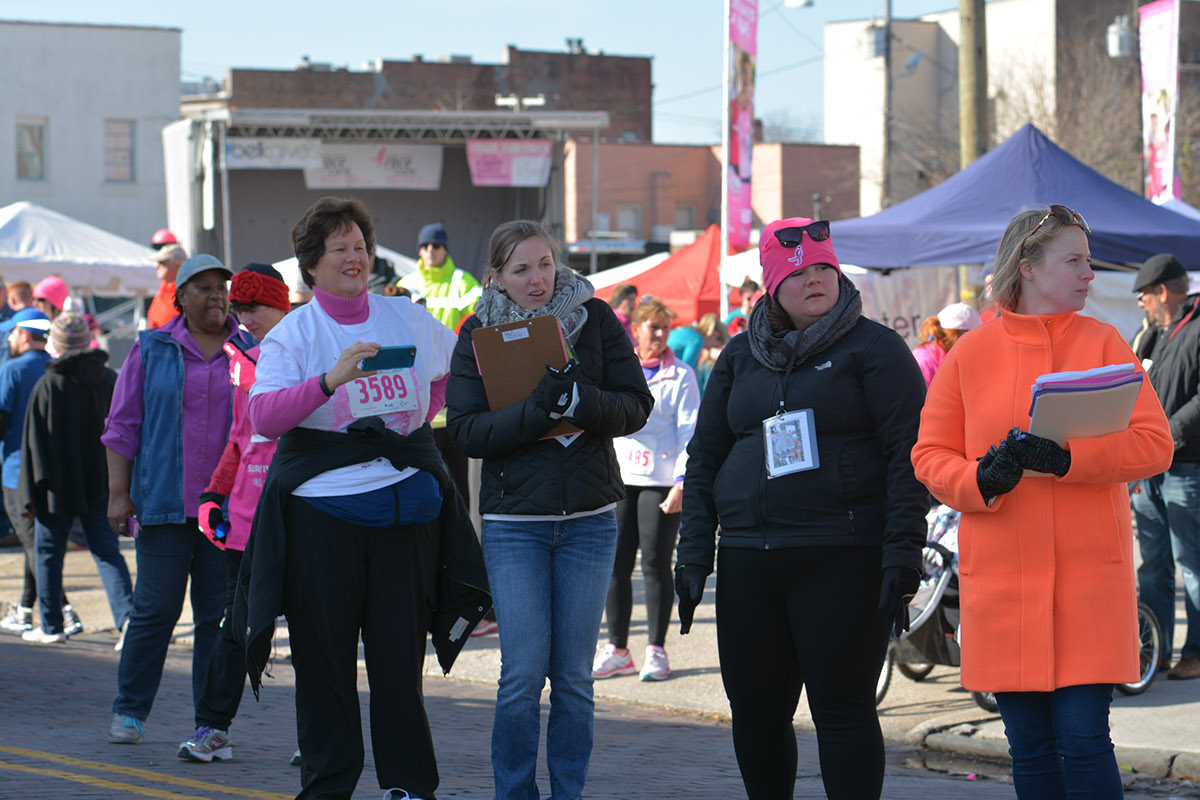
292, 197, 376, 288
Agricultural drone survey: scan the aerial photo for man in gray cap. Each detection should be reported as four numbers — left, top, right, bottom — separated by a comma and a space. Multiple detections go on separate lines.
1131, 253, 1200, 680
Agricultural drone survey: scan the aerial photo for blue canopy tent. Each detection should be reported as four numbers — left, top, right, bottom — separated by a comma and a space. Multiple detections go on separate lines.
830, 124, 1200, 268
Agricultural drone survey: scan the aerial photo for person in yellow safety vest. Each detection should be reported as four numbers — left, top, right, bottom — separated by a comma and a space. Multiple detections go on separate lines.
399, 223, 482, 332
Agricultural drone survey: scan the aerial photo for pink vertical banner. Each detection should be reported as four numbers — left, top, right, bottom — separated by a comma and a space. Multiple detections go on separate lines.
728, 0, 757, 252
1140, 0, 1181, 201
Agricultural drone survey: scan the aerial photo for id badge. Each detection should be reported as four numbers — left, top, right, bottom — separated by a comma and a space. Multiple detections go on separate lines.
348, 367, 419, 418
763, 408, 819, 479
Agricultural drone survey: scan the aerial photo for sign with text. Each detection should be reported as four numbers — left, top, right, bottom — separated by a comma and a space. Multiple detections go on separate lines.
303, 143, 444, 190
1140, 0, 1181, 201
224, 138, 322, 170
727, 0, 758, 251
466, 140, 554, 187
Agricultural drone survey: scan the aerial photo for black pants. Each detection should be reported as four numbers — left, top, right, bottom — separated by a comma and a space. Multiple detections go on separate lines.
605, 485, 679, 648
3, 486, 65, 609
716, 546, 889, 800
284, 499, 441, 800
195, 548, 247, 730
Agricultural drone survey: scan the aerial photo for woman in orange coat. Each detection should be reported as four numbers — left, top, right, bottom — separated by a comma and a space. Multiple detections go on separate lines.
911, 206, 1173, 799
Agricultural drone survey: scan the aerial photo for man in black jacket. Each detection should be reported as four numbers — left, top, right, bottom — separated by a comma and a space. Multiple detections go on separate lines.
19, 313, 132, 644
1131, 253, 1200, 680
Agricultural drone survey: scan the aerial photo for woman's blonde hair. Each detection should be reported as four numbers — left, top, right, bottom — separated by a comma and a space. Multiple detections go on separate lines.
484, 220, 563, 288
695, 312, 728, 344
988, 207, 1080, 312
630, 297, 676, 327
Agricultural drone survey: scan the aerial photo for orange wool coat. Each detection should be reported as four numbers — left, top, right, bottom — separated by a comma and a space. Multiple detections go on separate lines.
911, 310, 1172, 692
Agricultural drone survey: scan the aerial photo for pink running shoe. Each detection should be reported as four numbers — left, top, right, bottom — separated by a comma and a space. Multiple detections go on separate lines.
592, 643, 637, 678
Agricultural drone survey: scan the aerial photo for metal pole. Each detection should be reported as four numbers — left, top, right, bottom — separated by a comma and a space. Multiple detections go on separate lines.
720, 0, 732, 320
882, 0, 892, 208
590, 128, 599, 274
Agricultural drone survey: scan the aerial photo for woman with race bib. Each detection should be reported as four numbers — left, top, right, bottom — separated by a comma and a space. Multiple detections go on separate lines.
243, 197, 485, 800
594, 297, 700, 682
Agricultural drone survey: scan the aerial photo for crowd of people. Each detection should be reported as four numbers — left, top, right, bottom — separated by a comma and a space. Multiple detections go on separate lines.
0, 198, 1194, 800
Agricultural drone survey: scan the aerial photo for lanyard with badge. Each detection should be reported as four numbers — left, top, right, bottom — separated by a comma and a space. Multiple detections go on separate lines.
762, 351, 820, 479
347, 345, 421, 417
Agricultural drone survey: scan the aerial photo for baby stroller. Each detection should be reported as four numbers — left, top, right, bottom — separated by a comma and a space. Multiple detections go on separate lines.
875, 505, 1162, 710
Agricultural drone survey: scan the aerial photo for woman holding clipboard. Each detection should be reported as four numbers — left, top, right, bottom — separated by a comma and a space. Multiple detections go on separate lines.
912, 206, 1173, 799
446, 220, 651, 800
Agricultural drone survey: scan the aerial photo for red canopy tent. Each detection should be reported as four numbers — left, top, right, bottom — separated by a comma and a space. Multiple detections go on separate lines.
589, 225, 723, 326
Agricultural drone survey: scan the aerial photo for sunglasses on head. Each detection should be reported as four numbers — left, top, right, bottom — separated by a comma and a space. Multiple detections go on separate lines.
1019, 205, 1089, 259
772, 220, 831, 248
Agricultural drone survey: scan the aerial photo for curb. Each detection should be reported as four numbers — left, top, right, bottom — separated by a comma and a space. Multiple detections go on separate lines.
923, 729, 1198, 781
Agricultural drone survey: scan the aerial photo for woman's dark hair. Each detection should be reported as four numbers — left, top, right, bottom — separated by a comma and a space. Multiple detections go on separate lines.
484, 220, 564, 287
291, 197, 376, 288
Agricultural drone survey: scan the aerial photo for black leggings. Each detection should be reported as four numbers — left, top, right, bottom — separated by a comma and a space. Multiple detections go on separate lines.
716, 546, 889, 800
604, 485, 679, 648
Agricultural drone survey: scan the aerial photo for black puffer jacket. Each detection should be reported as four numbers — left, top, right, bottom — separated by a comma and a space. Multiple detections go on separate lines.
1145, 293, 1200, 462
447, 298, 653, 515
677, 317, 928, 574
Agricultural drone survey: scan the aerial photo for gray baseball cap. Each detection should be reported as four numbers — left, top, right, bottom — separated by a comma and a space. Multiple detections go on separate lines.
176, 254, 233, 288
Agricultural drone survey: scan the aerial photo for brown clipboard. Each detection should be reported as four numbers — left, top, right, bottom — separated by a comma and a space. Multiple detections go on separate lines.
470, 315, 581, 438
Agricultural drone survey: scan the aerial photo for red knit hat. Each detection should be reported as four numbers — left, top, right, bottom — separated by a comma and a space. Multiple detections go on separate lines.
759, 217, 841, 297
230, 263, 290, 311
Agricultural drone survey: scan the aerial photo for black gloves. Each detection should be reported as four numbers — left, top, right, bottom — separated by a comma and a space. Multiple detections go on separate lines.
878, 565, 922, 638
532, 362, 577, 416
674, 565, 708, 635
1009, 428, 1071, 477
976, 430, 1024, 500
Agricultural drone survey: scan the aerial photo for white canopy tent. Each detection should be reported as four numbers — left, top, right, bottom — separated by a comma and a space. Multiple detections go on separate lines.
586, 252, 673, 295
0, 201, 158, 297
273, 245, 418, 303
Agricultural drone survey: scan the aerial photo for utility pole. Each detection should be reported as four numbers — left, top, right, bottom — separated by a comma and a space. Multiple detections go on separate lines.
959, 0, 988, 168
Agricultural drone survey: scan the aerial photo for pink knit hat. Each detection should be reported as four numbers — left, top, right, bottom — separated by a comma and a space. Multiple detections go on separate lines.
759, 217, 841, 297
33, 275, 69, 311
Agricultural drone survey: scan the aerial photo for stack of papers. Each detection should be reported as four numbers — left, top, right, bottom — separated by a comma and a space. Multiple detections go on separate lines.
1027, 363, 1144, 446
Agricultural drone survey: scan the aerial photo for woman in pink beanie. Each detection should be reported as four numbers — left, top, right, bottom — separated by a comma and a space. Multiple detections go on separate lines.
676, 217, 929, 799
33, 276, 69, 321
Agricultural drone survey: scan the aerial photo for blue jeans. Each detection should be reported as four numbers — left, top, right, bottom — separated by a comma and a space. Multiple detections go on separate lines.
34, 496, 133, 634
483, 509, 618, 800
1132, 465, 1200, 661
995, 684, 1122, 799
112, 522, 225, 721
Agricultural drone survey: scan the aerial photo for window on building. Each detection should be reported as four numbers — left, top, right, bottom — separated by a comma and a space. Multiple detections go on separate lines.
104, 119, 135, 182
16, 119, 46, 181
620, 130, 640, 143
616, 204, 642, 237
675, 204, 697, 231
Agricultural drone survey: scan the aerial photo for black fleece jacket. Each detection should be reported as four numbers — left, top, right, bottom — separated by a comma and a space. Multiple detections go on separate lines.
677, 318, 928, 575
20, 349, 115, 517
446, 298, 653, 516
1145, 294, 1200, 462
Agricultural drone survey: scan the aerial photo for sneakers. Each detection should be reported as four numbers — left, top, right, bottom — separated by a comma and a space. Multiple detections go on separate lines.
290, 749, 303, 766
470, 618, 499, 637
177, 726, 233, 762
640, 645, 670, 682
592, 643, 637, 679
109, 714, 144, 744
62, 605, 83, 636
22, 628, 66, 643
382, 790, 423, 799
1169, 655, 1200, 680
0, 603, 33, 633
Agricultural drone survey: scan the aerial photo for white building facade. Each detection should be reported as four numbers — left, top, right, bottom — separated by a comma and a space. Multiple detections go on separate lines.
0, 21, 180, 242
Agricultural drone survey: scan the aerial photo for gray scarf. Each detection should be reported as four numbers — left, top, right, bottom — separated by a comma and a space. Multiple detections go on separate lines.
474, 267, 593, 345
747, 273, 863, 372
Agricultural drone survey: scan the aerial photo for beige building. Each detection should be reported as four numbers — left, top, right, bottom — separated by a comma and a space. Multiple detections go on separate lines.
825, 0, 1140, 215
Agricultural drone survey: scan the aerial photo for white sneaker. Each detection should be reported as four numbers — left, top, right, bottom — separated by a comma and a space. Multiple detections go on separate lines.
382, 790, 423, 799
0, 603, 33, 633
640, 645, 670, 681
22, 628, 66, 643
62, 604, 83, 636
592, 643, 636, 679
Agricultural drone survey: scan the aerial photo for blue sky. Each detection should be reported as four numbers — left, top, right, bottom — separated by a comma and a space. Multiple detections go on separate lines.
5, 0, 954, 144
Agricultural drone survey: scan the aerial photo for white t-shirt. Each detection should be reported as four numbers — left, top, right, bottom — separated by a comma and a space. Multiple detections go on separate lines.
252, 294, 457, 496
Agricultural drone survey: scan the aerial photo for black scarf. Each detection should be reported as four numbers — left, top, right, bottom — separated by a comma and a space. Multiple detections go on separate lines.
747, 273, 863, 372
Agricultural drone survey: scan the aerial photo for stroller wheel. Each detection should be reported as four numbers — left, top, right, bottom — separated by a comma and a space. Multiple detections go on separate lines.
898, 662, 935, 681
1116, 603, 1163, 696
972, 691, 999, 713
876, 647, 894, 706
